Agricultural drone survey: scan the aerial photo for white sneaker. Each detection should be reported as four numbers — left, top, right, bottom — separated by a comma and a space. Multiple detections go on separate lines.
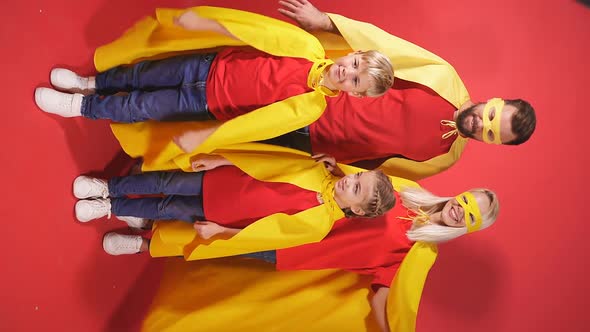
103, 232, 143, 255
50, 68, 95, 92
75, 198, 111, 222
117, 216, 150, 230
73, 176, 108, 199
34, 87, 83, 117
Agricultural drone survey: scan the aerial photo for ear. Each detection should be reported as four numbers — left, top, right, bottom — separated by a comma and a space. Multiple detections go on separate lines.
351, 205, 366, 216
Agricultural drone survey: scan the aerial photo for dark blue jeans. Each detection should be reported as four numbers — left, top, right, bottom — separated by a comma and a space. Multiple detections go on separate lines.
109, 171, 205, 222
240, 250, 277, 264
81, 54, 216, 123
261, 126, 313, 153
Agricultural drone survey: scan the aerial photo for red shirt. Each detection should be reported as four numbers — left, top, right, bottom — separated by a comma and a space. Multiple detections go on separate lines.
206, 47, 314, 121
276, 192, 414, 288
309, 79, 457, 163
202, 166, 319, 228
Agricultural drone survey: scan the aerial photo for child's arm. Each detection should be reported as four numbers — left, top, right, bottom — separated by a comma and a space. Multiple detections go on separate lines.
191, 154, 233, 172
174, 10, 239, 40
278, 0, 340, 34
312, 153, 345, 177
173, 125, 220, 153
194, 221, 241, 239
370, 286, 391, 332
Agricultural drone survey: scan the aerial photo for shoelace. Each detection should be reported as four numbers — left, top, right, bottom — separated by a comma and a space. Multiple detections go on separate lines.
90, 178, 109, 199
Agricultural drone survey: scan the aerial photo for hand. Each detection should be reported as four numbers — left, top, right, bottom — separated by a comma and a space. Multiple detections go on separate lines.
312, 153, 345, 177
173, 10, 201, 30
191, 154, 229, 172
278, 0, 331, 31
173, 127, 216, 153
193, 221, 225, 240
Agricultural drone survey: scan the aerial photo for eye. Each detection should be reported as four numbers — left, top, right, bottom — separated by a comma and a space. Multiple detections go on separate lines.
354, 58, 359, 69
488, 109, 496, 120
354, 77, 359, 87
462, 196, 468, 203
487, 130, 495, 141
354, 184, 359, 195
468, 213, 475, 226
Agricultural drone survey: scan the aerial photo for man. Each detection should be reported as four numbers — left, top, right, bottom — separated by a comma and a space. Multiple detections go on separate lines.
276, 0, 536, 179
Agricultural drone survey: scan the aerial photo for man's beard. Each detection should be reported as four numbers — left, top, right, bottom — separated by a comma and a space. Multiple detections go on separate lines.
456, 104, 478, 138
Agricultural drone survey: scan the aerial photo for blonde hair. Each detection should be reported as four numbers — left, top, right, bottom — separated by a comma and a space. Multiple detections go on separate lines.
400, 187, 500, 243
343, 170, 396, 218
359, 50, 394, 97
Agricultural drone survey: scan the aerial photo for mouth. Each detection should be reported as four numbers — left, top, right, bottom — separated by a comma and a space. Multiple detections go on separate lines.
450, 207, 459, 221
337, 65, 342, 81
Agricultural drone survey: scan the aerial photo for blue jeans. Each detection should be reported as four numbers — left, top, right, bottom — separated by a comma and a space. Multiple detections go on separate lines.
82, 54, 216, 123
109, 171, 204, 222
240, 250, 277, 264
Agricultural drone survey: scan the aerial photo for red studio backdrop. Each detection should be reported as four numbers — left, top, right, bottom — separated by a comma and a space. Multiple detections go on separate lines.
1, 0, 588, 331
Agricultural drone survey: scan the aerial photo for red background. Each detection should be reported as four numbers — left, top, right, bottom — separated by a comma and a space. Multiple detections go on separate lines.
1, 0, 588, 331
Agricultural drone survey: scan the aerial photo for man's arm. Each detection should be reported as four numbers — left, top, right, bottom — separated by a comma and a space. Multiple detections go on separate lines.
371, 286, 391, 332
278, 0, 340, 34
174, 10, 239, 39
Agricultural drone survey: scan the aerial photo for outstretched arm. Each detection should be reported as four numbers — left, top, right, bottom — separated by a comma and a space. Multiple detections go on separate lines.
194, 221, 241, 239
371, 287, 391, 332
174, 10, 238, 39
278, 0, 340, 34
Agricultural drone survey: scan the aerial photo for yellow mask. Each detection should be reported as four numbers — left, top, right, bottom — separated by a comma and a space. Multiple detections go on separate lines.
455, 191, 483, 233
482, 98, 505, 145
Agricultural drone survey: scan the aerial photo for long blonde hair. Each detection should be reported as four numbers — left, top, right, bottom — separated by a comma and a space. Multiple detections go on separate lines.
400, 187, 500, 243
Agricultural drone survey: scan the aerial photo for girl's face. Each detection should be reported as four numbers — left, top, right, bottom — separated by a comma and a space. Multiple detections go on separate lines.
334, 171, 376, 216
440, 191, 491, 228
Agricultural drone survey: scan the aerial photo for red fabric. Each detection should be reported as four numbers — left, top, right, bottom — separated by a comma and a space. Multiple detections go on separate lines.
309, 79, 457, 163
276, 192, 414, 288
206, 47, 314, 121
201, 166, 319, 229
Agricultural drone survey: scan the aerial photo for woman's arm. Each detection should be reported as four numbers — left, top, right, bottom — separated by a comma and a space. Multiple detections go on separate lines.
371, 286, 391, 332
278, 0, 340, 34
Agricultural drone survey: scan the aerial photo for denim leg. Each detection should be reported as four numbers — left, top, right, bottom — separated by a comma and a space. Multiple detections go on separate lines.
108, 171, 203, 197
95, 54, 216, 94
111, 196, 204, 223
81, 86, 211, 122
260, 126, 313, 153
240, 250, 277, 264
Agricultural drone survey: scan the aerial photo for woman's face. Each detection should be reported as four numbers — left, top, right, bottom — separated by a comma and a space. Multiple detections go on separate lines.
440, 191, 492, 228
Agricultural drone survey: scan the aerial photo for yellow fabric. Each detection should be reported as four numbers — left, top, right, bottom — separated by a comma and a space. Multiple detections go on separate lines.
482, 98, 505, 145
149, 143, 344, 260
456, 191, 483, 233
314, 14, 471, 180
97, 6, 337, 166
386, 242, 438, 332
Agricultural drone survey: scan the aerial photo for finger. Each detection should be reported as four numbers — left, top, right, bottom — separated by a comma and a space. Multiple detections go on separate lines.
311, 153, 325, 159
279, 0, 298, 11
283, 0, 303, 7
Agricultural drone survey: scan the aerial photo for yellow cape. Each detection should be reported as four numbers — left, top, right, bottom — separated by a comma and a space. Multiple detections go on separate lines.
98, 6, 334, 170
315, 14, 470, 180
137, 146, 435, 332
100, 7, 470, 179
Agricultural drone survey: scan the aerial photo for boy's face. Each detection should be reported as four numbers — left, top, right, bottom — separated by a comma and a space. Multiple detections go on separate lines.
326, 52, 372, 97
334, 171, 376, 216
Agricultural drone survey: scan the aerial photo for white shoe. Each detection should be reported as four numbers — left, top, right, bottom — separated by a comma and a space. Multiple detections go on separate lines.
103, 232, 143, 256
117, 216, 150, 230
75, 198, 111, 222
34, 87, 83, 117
50, 68, 94, 92
73, 176, 108, 199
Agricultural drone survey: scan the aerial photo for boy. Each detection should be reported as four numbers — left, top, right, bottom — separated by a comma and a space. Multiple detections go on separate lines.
35, 8, 393, 152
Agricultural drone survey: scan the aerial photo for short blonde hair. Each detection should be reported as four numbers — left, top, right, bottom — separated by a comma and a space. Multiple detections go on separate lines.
359, 50, 394, 97
400, 187, 500, 243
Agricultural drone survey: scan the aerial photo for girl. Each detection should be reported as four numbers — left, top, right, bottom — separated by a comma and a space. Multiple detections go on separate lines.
74, 152, 396, 259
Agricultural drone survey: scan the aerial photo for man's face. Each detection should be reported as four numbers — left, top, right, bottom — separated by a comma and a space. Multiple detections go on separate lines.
456, 102, 518, 143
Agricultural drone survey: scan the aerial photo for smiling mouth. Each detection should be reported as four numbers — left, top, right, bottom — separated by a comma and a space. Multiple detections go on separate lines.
450, 207, 458, 221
